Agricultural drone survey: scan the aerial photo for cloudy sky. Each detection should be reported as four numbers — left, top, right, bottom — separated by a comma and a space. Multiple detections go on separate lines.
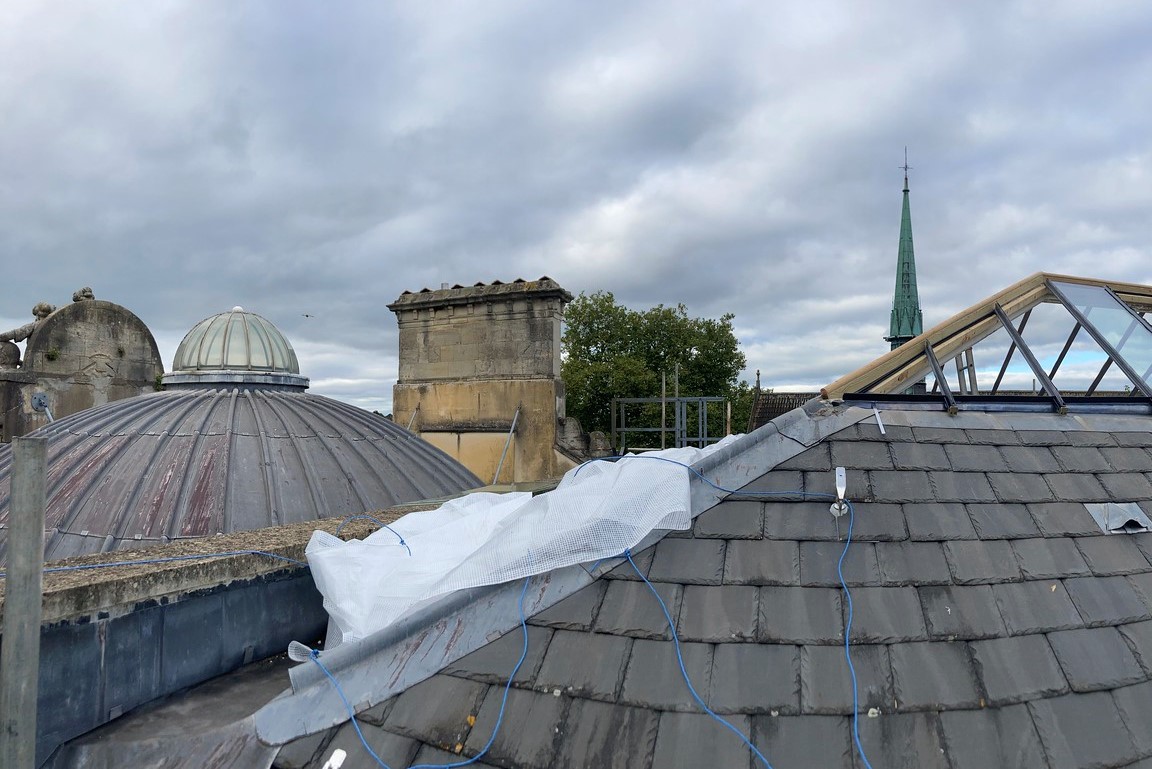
2, 1, 1151, 412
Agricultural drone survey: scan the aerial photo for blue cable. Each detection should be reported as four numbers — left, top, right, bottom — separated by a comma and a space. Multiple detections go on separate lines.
308, 576, 532, 769
625, 548, 775, 769
0, 549, 307, 579
335, 514, 412, 556
837, 500, 873, 769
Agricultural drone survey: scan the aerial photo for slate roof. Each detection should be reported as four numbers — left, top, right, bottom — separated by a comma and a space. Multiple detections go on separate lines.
271, 406, 1152, 769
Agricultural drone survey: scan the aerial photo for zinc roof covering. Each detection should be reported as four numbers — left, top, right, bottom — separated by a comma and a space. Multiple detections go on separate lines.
0, 387, 481, 565
277, 407, 1152, 769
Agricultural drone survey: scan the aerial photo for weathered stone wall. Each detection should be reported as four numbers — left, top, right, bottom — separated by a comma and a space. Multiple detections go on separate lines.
389, 278, 574, 483
0, 300, 163, 441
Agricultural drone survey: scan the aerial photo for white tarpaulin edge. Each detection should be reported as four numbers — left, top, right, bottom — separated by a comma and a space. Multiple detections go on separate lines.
306, 438, 739, 646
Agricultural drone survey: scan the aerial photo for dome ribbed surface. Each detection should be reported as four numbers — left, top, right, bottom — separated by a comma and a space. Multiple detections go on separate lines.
0, 389, 481, 564
172, 308, 300, 374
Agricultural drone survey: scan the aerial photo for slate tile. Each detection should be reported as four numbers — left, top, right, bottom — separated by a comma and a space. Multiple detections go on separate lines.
970, 634, 1068, 705
529, 580, 607, 631
324, 721, 419, 769
1028, 502, 1101, 537
1131, 572, 1152, 613
1011, 537, 1091, 579
1118, 620, 1152, 675
999, 445, 1063, 474
889, 640, 981, 710
944, 443, 1006, 472
1112, 680, 1152, 755
1029, 691, 1139, 769
875, 541, 951, 585
763, 502, 843, 541
774, 442, 832, 471
535, 630, 631, 700
804, 469, 849, 499
938, 704, 1047, 769
602, 546, 653, 581
992, 580, 1084, 634
890, 441, 950, 470
904, 502, 977, 540
384, 674, 488, 747
1115, 432, 1152, 447
866, 470, 934, 503
273, 731, 331, 769
651, 711, 753, 769
831, 440, 894, 470
739, 469, 805, 496
840, 503, 908, 541
1014, 429, 1071, 446
1098, 471, 1152, 500
912, 426, 968, 444
800, 644, 892, 714
849, 586, 931, 645
1075, 534, 1152, 575
966, 503, 1042, 539
553, 699, 659, 769
1048, 626, 1145, 692
465, 688, 565, 769
966, 428, 1020, 445
709, 643, 801, 714
619, 639, 712, 711
677, 585, 758, 641
647, 538, 725, 585
1052, 445, 1114, 472
851, 421, 914, 442
410, 745, 500, 769
1064, 575, 1150, 625
1065, 430, 1118, 447
928, 471, 998, 503
759, 586, 843, 644
692, 500, 763, 539
724, 539, 799, 585
1042, 473, 1109, 502
852, 712, 949, 769
986, 473, 1056, 504
593, 579, 682, 640
752, 714, 853, 769
920, 584, 1008, 640
1100, 446, 1152, 472
943, 539, 1021, 584
1135, 532, 1152, 564
359, 695, 398, 727
800, 541, 881, 587
445, 626, 554, 686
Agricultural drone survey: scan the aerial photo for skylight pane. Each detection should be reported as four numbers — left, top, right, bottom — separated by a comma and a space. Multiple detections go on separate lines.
1050, 281, 1152, 389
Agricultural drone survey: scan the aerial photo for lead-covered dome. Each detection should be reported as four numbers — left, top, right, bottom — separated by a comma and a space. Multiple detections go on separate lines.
165, 307, 306, 388
0, 307, 482, 565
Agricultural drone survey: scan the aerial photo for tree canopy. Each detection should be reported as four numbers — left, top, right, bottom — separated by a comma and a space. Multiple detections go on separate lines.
561, 291, 749, 436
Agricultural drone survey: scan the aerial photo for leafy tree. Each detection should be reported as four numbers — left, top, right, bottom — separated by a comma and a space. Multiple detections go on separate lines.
561, 291, 748, 438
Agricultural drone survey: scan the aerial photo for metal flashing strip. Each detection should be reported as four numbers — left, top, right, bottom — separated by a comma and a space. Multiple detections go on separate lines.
1084, 502, 1152, 535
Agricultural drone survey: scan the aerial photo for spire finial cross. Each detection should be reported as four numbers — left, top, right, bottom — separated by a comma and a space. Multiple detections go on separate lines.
900, 147, 912, 190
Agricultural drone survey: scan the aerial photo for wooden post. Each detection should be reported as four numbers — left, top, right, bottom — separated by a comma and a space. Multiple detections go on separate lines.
0, 435, 47, 769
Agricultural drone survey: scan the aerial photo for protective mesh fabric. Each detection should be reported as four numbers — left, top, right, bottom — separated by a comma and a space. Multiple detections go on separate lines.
306, 440, 734, 645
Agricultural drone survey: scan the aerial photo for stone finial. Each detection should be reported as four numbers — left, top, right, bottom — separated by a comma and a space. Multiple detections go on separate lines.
72, 287, 95, 302
0, 340, 20, 369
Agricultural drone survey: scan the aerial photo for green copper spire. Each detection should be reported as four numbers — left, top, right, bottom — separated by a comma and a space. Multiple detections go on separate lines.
886, 155, 923, 351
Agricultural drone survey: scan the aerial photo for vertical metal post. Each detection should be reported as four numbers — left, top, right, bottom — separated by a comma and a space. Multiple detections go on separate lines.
726, 400, 732, 436
1, 435, 47, 769
660, 372, 666, 450
491, 406, 521, 485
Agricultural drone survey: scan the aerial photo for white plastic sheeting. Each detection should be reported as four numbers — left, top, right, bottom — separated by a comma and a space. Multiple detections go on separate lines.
306, 440, 736, 646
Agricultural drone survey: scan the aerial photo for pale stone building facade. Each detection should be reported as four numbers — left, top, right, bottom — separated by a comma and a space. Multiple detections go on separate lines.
388, 277, 580, 484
